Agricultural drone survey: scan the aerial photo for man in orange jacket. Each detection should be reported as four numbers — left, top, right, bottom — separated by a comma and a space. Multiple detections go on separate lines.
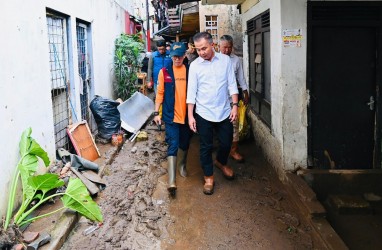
153, 42, 192, 196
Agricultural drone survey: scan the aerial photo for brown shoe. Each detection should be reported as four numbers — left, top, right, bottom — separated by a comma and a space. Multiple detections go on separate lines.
230, 141, 244, 162
214, 160, 234, 180
203, 176, 214, 195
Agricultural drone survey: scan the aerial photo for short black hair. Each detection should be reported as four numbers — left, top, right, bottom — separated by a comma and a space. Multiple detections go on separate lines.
193, 32, 213, 44
156, 40, 166, 47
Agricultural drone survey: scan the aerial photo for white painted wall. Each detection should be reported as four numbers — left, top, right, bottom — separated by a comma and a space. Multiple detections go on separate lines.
242, 0, 308, 175
0, 0, 128, 219
279, 0, 308, 171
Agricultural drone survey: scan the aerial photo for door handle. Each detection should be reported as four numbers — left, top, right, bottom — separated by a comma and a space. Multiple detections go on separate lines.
366, 96, 375, 110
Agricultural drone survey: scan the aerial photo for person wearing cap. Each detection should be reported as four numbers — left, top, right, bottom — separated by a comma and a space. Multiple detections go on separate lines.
153, 42, 192, 195
219, 35, 249, 163
147, 40, 172, 93
187, 32, 238, 195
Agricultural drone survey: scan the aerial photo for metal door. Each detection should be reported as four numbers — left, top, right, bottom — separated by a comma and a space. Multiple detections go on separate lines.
308, 3, 381, 169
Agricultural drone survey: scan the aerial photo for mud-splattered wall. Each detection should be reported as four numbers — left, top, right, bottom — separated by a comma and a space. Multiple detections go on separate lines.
198, 3, 244, 56
241, 0, 308, 173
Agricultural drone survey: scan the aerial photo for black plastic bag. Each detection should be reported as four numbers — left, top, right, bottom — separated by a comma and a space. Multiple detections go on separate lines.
90, 95, 121, 140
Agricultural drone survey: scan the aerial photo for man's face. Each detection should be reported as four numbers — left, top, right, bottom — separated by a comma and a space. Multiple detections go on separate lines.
157, 46, 166, 55
219, 40, 232, 56
194, 38, 215, 61
172, 55, 185, 67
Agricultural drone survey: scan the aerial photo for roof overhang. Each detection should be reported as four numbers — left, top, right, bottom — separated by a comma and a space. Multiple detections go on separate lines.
154, 25, 180, 38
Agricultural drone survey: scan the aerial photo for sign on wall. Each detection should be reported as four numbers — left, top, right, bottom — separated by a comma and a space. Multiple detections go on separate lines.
282, 29, 302, 47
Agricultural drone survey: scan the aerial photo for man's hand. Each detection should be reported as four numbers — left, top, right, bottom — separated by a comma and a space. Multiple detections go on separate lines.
243, 90, 249, 105
229, 106, 238, 123
187, 104, 197, 133
147, 79, 153, 89
188, 116, 197, 133
153, 115, 161, 126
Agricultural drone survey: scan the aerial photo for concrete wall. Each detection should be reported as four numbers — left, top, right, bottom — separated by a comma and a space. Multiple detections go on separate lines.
199, 3, 244, 55
0, 0, 128, 219
241, 0, 308, 175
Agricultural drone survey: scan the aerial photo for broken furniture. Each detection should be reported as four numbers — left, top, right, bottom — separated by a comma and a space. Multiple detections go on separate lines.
67, 121, 100, 161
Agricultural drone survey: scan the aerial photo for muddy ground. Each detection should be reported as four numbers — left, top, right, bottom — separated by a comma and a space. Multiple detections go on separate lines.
61, 125, 324, 250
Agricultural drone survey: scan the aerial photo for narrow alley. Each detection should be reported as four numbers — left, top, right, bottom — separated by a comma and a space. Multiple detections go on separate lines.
2, 1, 382, 250
61, 124, 324, 249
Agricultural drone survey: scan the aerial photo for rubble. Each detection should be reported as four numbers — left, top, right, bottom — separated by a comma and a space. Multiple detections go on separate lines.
61, 130, 169, 249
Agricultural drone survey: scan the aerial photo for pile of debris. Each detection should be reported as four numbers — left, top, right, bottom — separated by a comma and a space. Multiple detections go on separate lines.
62, 129, 171, 249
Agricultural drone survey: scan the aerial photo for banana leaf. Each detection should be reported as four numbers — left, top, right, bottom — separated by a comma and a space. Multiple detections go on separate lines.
62, 178, 103, 222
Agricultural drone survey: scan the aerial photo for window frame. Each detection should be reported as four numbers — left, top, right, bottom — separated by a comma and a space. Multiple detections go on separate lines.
205, 15, 218, 43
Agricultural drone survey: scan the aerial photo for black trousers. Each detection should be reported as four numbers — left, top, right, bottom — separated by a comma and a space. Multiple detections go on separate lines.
196, 114, 233, 176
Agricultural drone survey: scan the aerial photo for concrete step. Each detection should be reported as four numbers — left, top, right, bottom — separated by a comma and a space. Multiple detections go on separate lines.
285, 173, 326, 218
326, 194, 372, 215
285, 172, 348, 249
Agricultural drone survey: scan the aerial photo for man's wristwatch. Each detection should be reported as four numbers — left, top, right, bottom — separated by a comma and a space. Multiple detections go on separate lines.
232, 103, 239, 107
153, 111, 159, 116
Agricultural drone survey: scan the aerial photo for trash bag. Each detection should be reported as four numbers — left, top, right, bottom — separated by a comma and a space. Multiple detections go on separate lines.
89, 95, 121, 140
238, 100, 250, 141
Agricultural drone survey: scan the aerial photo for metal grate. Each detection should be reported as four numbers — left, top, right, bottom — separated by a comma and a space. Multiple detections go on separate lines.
47, 14, 70, 149
76, 24, 89, 122
76, 23, 97, 134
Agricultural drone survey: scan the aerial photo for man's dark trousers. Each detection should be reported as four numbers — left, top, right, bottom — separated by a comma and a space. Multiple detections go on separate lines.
196, 114, 233, 177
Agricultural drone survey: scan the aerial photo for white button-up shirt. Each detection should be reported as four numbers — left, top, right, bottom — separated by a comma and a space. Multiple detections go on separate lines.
186, 52, 238, 122
229, 53, 248, 90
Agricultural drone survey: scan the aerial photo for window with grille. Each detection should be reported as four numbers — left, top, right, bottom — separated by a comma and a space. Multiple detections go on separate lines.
76, 22, 97, 133
47, 12, 71, 149
205, 15, 218, 42
247, 11, 271, 127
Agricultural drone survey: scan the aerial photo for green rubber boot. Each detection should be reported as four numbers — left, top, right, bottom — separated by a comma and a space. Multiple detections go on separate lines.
177, 149, 188, 177
167, 156, 177, 195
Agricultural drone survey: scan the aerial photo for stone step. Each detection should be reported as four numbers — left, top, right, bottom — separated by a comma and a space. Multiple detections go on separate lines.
327, 194, 372, 215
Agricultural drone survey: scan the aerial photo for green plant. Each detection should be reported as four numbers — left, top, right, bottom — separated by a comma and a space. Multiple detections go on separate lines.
3, 128, 102, 230
114, 33, 145, 100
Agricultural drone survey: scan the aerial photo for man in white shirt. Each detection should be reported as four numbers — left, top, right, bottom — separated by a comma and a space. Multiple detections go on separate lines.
219, 35, 249, 163
187, 32, 239, 195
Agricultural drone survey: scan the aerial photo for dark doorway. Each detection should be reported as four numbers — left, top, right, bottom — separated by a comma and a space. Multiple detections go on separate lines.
307, 2, 382, 169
